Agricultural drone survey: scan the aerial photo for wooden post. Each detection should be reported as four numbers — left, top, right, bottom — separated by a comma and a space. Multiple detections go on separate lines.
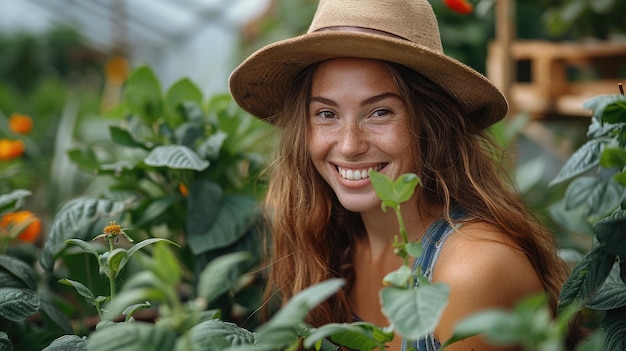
495, 0, 515, 114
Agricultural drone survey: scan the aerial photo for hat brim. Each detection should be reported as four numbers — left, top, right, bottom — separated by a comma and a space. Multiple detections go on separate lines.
229, 31, 508, 129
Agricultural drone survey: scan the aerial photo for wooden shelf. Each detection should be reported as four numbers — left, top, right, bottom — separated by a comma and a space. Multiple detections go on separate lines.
487, 40, 626, 118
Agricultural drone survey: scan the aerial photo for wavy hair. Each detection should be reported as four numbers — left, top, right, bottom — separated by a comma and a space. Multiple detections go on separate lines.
260, 60, 575, 344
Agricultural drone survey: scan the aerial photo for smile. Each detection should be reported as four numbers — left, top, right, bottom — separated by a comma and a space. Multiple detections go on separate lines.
337, 164, 385, 180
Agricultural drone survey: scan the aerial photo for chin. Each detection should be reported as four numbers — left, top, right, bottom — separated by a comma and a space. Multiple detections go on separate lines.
337, 195, 381, 213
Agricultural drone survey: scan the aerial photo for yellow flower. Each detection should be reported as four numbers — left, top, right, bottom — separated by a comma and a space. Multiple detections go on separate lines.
93, 221, 133, 242
1, 211, 42, 243
9, 113, 33, 135
0, 139, 25, 161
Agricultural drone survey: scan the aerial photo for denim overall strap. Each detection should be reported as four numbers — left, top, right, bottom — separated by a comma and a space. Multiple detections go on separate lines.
401, 207, 467, 351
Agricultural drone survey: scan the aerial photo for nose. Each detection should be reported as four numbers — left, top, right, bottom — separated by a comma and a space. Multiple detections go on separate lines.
337, 120, 368, 158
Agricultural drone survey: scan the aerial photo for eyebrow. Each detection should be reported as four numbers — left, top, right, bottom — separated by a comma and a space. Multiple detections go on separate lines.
310, 92, 403, 107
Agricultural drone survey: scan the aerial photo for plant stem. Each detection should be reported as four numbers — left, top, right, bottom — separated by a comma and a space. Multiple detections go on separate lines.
105, 236, 116, 299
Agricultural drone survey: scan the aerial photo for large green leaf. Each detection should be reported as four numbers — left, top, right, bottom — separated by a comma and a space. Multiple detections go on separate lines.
187, 188, 258, 255
303, 322, 393, 351
109, 125, 150, 150
602, 307, 626, 351
41, 335, 87, 351
0, 189, 31, 214
40, 197, 127, 271
550, 139, 604, 186
166, 78, 203, 117
197, 252, 252, 305
0, 287, 40, 322
258, 279, 345, 335
122, 66, 163, 124
87, 322, 177, 351
37, 294, 73, 333
380, 282, 449, 340
143, 145, 209, 171
585, 260, 626, 310
595, 209, 626, 257
558, 245, 616, 313
564, 177, 625, 219
174, 319, 255, 351
0, 255, 37, 290
583, 94, 626, 124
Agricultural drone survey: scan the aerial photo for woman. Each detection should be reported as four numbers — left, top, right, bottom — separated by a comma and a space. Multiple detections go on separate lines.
229, 0, 574, 350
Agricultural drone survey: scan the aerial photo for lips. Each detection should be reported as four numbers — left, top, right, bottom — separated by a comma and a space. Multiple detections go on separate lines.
337, 163, 385, 180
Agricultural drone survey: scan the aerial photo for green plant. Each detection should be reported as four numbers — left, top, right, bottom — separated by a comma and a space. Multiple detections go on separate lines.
548, 93, 626, 350
39, 65, 274, 326
0, 190, 73, 351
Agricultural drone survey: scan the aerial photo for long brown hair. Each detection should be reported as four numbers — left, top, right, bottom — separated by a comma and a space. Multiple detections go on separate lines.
261, 60, 571, 338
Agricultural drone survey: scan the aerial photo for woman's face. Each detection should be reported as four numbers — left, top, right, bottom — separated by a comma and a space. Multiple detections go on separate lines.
308, 58, 417, 213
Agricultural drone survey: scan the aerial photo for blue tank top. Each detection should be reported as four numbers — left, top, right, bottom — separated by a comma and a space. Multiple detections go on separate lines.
401, 207, 467, 351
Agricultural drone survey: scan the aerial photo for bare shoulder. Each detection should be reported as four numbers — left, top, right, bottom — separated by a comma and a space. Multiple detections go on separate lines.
431, 220, 543, 350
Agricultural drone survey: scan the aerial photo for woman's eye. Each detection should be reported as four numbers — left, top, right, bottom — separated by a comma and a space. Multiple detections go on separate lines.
371, 109, 391, 118
317, 110, 336, 119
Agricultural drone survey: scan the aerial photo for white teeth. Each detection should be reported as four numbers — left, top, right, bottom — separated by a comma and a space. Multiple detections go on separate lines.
337, 164, 383, 180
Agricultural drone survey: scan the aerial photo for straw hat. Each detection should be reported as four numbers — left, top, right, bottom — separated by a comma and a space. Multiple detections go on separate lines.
229, 0, 508, 129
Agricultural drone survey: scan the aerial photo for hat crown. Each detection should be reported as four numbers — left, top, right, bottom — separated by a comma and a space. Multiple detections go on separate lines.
308, 0, 443, 53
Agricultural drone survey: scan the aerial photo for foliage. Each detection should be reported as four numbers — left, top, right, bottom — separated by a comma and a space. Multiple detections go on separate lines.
550, 94, 626, 350
540, 0, 626, 39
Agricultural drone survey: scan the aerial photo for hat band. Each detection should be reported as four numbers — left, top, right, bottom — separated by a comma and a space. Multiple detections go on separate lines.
313, 26, 409, 41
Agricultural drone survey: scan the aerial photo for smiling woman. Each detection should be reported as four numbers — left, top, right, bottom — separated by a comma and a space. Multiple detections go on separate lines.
228, 0, 583, 350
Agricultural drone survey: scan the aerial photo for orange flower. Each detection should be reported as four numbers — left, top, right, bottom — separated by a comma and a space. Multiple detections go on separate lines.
105, 56, 129, 85
179, 183, 189, 197
0, 211, 42, 243
8, 113, 33, 134
0, 139, 25, 161
444, 0, 473, 14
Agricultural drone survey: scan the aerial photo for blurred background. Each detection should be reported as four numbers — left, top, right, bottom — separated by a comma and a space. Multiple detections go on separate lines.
1, 0, 625, 256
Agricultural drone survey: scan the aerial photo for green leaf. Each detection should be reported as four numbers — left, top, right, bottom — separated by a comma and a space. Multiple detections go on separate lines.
103, 285, 166, 320
198, 131, 228, 160
258, 279, 345, 334
0, 287, 40, 322
143, 145, 209, 171
595, 209, 626, 257
187, 187, 258, 255
197, 252, 252, 305
0, 331, 12, 351
564, 177, 625, 219
380, 282, 449, 340
382, 265, 412, 288
122, 66, 163, 123
58, 278, 98, 306
600, 147, 626, 169
601, 307, 626, 351
150, 242, 181, 286
585, 260, 626, 310
574, 331, 604, 351
0, 189, 31, 214
109, 125, 150, 150
38, 294, 73, 333
67, 148, 100, 171
119, 238, 179, 275
558, 245, 616, 313
105, 248, 128, 279
134, 196, 180, 228
370, 171, 420, 210
40, 197, 127, 271
65, 239, 100, 258
173, 319, 255, 351
0, 255, 38, 290
166, 78, 203, 114
441, 310, 513, 349
303, 322, 393, 350
122, 301, 151, 322
550, 139, 604, 186
583, 94, 626, 124
405, 242, 423, 258
87, 322, 177, 351
42, 335, 87, 351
